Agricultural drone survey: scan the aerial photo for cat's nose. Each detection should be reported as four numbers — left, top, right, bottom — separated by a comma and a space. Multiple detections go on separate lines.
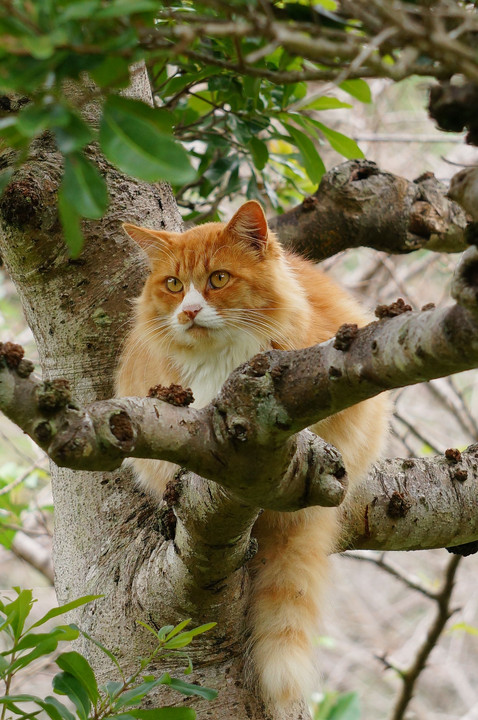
182, 304, 202, 320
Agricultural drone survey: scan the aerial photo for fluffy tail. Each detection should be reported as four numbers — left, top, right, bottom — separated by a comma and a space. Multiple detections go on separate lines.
247, 506, 339, 707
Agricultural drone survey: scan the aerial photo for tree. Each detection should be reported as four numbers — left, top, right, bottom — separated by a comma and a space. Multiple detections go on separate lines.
0, 2, 478, 719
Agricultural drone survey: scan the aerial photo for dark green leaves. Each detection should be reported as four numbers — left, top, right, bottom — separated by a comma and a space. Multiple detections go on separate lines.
1, 590, 216, 720
158, 673, 217, 701
55, 652, 99, 705
58, 152, 109, 257
60, 154, 108, 219
100, 96, 195, 185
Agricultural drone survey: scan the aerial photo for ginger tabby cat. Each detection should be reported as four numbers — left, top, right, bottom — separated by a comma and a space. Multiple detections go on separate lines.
115, 200, 389, 707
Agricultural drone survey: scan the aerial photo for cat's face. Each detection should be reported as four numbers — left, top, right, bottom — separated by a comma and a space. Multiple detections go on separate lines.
124, 201, 292, 352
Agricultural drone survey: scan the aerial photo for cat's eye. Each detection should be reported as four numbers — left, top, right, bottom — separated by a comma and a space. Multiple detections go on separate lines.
166, 277, 183, 293
209, 270, 230, 289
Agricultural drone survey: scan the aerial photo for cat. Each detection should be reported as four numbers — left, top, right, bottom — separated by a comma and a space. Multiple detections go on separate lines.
115, 200, 389, 707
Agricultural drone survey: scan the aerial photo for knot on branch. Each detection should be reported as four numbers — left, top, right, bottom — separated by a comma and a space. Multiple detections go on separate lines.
375, 298, 413, 319
148, 383, 194, 406
0, 341, 24, 369
451, 245, 478, 310
445, 447, 462, 463
0, 176, 44, 230
37, 379, 72, 412
333, 323, 358, 351
387, 491, 412, 519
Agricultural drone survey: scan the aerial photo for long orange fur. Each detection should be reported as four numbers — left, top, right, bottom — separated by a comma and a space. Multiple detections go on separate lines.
115, 201, 389, 707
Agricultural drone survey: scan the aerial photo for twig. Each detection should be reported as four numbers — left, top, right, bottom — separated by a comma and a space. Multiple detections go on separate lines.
344, 551, 438, 600
0, 461, 45, 496
389, 554, 462, 720
393, 411, 443, 456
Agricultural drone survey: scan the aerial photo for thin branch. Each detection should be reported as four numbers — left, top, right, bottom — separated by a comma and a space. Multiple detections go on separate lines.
389, 554, 462, 720
344, 551, 438, 599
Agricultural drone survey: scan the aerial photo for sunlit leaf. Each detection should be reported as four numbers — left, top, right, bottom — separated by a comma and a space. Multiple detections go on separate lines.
281, 122, 325, 184
311, 121, 364, 159
339, 79, 371, 103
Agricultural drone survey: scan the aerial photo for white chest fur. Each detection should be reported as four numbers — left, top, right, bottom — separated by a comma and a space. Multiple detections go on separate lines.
175, 334, 266, 408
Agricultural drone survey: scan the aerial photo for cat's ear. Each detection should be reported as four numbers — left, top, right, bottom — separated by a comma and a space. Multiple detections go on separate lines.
122, 223, 171, 264
225, 201, 268, 252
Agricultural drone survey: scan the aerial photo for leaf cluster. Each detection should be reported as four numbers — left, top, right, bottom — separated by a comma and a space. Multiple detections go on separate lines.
0, 589, 217, 720
0, 0, 369, 253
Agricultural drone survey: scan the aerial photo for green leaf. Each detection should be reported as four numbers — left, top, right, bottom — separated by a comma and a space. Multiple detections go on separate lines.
163, 620, 191, 641
281, 122, 325, 184
100, 96, 195, 185
29, 594, 101, 630
7, 627, 79, 674
131, 709, 196, 720
159, 673, 217, 701
90, 56, 131, 89
54, 112, 93, 153
300, 97, 352, 111
58, 186, 84, 258
56, 652, 99, 704
0, 654, 9, 677
61, 153, 109, 219
52, 672, 91, 720
93, 0, 159, 18
327, 692, 361, 720
41, 696, 76, 720
4, 589, 34, 641
103, 681, 123, 701
248, 137, 269, 171
449, 622, 478, 636
339, 79, 371, 104
8, 626, 78, 654
0, 117, 23, 148
163, 622, 216, 649
0, 695, 75, 720
16, 105, 54, 138
114, 679, 165, 709
311, 121, 364, 159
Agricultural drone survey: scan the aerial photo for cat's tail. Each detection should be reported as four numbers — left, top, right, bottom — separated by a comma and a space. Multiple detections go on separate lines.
247, 506, 338, 707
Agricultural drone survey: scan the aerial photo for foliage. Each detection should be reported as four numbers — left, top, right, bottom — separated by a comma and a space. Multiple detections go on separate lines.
0, 0, 371, 253
0, 589, 217, 720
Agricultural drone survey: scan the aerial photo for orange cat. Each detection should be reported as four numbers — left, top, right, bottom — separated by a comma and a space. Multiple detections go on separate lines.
115, 201, 389, 707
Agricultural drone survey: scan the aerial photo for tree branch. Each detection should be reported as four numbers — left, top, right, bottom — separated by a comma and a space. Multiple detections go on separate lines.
269, 160, 469, 262
1, 247, 478, 563
341, 445, 478, 551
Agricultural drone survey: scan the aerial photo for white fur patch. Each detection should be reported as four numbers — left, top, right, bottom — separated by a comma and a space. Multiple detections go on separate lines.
169, 285, 269, 407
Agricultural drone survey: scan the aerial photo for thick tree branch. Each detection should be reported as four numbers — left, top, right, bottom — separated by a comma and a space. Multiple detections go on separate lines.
1, 247, 477, 565
341, 445, 478, 551
269, 160, 469, 262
